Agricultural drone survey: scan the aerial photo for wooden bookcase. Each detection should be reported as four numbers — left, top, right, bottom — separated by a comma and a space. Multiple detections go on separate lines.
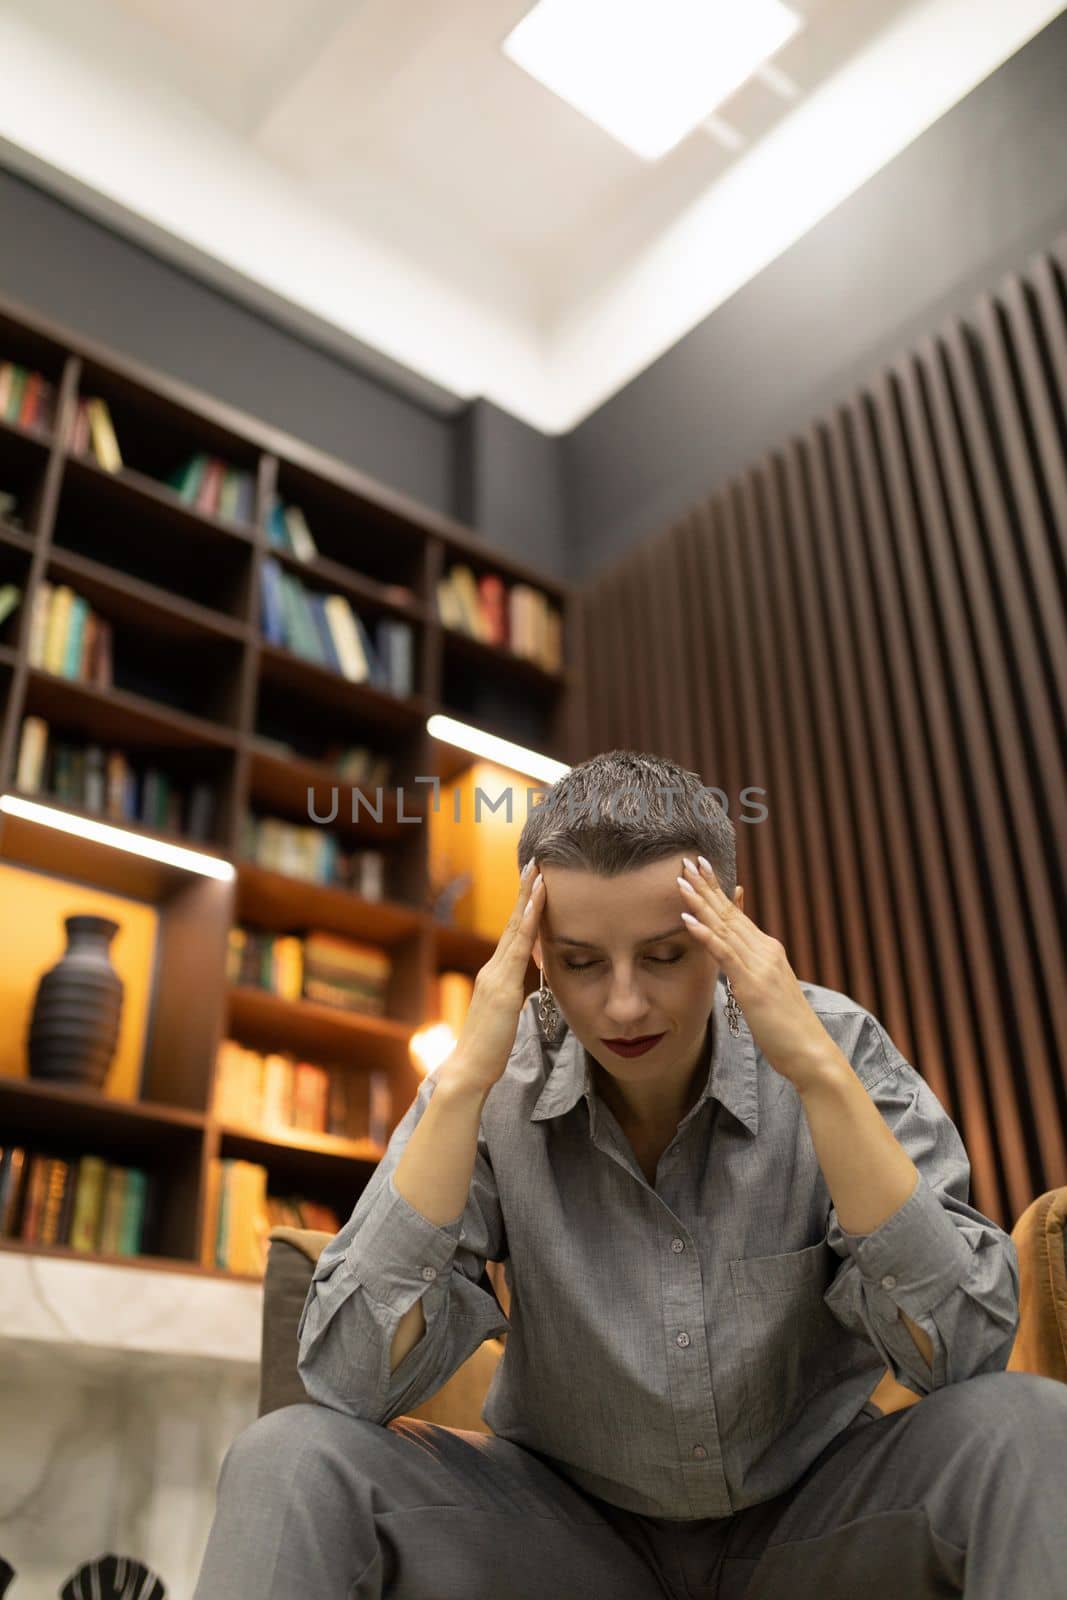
0, 290, 581, 1281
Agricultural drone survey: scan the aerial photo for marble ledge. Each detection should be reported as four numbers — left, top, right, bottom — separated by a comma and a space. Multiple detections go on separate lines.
0, 1252, 263, 1366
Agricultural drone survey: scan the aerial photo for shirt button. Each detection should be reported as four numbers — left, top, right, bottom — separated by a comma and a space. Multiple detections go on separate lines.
670, 1238, 685, 1253
676, 1331, 691, 1348
421, 1266, 438, 1281
881, 1274, 897, 1291
691, 1444, 708, 1461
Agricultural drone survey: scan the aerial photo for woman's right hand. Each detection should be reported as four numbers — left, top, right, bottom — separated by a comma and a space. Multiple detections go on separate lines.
440, 860, 546, 1097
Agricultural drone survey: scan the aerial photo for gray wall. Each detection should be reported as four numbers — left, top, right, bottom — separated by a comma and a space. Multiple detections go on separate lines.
0, 161, 573, 581
564, 7, 1067, 579
2, 8, 1066, 587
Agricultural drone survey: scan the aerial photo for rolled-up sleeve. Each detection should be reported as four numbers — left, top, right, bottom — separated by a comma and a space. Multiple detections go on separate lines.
296, 1070, 509, 1423
823, 1017, 1020, 1395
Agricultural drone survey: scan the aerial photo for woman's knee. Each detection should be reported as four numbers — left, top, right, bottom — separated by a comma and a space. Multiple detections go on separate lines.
923, 1370, 1067, 1447
219, 1403, 383, 1495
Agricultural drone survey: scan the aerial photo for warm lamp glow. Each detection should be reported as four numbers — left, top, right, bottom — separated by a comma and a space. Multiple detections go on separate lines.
410, 1021, 459, 1076
0, 794, 236, 882
426, 714, 570, 785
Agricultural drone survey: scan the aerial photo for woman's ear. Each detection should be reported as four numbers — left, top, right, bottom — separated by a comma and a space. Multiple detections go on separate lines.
532, 936, 543, 970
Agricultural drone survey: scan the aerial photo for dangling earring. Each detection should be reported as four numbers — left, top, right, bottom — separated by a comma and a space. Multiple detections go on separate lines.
538, 967, 564, 1044
724, 975, 742, 1038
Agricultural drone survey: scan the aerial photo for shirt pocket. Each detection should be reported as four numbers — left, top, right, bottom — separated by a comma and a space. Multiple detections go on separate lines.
728, 1240, 855, 1443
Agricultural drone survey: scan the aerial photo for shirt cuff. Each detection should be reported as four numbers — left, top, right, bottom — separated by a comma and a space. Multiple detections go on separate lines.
343, 1171, 464, 1311
835, 1170, 973, 1317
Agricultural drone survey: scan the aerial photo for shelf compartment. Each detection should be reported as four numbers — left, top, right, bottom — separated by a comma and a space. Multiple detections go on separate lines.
273, 455, 427, 595
236, 859, 424, 944
37, 572, 246, 730
47, 546, 248, 649
0, 314, 61, 466
257, 642, 428, 733
227, 984, 413, 1056
15, 676, 239, 852
0, 1074, 205, 1262
440, 625, 570, 690
267, 542, 425, 626
23, 666, 240, 753
70, 357, 261, 534
0, 535, 32, 657
0, 424, 51, 538
55, 453, 255, 617
438, 534, 570, 604
247, 742, 427, 842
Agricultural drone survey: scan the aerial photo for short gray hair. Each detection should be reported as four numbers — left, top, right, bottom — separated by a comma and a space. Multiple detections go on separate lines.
518, 749, 736, 900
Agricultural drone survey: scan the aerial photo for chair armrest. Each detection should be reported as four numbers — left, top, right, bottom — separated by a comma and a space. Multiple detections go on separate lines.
1007, 1186, 1067, 1382
258, 1227, 335, 1418
258, 1225, 504, 1430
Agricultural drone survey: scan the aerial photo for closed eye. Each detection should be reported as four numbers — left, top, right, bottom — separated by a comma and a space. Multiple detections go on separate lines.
561, 953, 685, 973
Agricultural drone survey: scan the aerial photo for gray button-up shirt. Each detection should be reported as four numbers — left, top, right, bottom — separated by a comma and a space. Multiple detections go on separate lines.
297, 976, 1020, 1517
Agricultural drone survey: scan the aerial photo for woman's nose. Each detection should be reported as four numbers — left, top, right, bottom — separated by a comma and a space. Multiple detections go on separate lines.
603, 973, 652, 1024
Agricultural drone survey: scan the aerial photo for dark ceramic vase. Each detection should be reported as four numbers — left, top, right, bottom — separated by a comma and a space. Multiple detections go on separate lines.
27, 915, 124, 1088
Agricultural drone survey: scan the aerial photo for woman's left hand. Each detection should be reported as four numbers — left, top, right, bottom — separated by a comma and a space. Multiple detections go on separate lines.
678, 855, 834, 1091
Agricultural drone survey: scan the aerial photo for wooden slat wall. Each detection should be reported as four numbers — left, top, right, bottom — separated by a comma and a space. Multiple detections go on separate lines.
579, 239, 1067, 1228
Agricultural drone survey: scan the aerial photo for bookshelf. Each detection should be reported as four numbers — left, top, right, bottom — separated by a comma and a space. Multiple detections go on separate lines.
0, 289, 581, 1283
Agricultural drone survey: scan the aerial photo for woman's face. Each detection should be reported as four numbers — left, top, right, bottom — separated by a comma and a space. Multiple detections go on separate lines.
532, 856, 743, 1119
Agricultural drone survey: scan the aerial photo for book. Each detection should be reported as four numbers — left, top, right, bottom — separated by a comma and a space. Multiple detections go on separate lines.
260, 558, 287, 646
0, 582, 21, 630
69, 1155, 109, 1251
322, 594, 370, 682
307, 593, 344, 674
118, 1169, 148, 1255
27, 579, 52, 666
284, 504, 318, 561
15, 715, 48, 791
43, 585, 75, 675
477, 573, 508, 647
195, 458, 225, 517
449, 565, 490, 641
39, 1157, 73, 1246
85, 397, 123, 472
97, 1165, 129, 1255
0, 1148, 28, 1235
62, 594, 90, 679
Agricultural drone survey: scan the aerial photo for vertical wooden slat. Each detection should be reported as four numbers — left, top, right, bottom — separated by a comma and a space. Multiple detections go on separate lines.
684, 506, 750, 890
642, 528, 686, 764
673, 510, 717, 779
732, 470, 819, 979
762, 450, 848, 986
715, 488, 787, 936
778, 436, 877, 1007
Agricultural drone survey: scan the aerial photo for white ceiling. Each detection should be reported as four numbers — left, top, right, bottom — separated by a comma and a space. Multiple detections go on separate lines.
0, 0, 1063, 431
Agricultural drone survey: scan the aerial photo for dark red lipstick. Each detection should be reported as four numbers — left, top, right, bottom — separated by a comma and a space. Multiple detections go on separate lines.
601, 1033, 666, 1058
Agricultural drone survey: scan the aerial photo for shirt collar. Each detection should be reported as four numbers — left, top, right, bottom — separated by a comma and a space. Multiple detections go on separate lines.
530, 975, 759, 1136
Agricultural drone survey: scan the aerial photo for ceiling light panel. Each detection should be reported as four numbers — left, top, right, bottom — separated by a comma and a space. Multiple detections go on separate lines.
502, 0, 802, 161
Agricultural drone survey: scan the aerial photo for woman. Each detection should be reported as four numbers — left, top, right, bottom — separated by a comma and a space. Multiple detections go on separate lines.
194, 750, 1066, 1599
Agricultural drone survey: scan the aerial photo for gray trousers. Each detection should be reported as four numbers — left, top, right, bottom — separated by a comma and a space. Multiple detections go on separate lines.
192, 1371, 1067, 1599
